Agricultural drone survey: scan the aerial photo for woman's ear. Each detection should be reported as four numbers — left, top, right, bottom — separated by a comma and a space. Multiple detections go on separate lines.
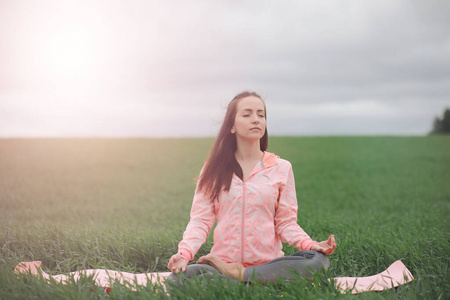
230, 127, 236, 134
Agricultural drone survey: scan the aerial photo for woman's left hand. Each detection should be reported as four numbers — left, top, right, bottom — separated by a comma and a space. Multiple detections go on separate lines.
311, 235, 337, 255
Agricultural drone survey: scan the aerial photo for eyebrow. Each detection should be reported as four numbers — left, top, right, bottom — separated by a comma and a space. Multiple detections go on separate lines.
241, 109, 265, 113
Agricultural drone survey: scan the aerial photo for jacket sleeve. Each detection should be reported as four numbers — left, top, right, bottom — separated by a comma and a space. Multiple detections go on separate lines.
274, 161, 319, 250
177, 183, 216, 262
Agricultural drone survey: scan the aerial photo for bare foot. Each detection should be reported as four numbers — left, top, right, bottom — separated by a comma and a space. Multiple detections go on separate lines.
15, 261, 50, 280
197, 253, 221, 269
197, 254, 245, 281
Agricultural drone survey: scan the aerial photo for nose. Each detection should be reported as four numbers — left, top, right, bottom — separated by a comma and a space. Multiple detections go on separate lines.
252, 114, 259, 123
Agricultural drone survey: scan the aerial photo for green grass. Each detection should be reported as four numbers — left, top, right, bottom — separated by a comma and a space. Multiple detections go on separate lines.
1, 136, 449, 299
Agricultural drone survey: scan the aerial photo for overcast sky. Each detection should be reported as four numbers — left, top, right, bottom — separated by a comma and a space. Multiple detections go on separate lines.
1, 0, 449, 137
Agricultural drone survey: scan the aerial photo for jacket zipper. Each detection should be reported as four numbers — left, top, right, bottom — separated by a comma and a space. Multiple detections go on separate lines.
240, 157, 265, 264
241, 182, 246, 264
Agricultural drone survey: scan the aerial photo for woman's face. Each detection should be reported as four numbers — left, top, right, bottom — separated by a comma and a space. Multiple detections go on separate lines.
231, 96, 266, 142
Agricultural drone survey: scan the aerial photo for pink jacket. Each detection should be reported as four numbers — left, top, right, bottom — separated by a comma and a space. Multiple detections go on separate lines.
178, 152, 318, 267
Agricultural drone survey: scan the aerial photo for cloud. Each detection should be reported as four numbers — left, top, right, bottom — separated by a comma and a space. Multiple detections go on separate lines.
0, 0, 449, 136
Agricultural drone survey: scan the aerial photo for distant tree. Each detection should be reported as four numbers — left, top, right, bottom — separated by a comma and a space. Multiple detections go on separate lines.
443, 109, 450, 133
431, 108, 450, 134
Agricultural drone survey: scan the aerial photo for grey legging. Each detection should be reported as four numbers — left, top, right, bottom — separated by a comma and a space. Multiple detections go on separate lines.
167, 250, 329, 284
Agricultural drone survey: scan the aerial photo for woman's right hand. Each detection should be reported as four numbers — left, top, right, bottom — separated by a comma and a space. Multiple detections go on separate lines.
167, 254, 188, 273
311, 235, 337, 255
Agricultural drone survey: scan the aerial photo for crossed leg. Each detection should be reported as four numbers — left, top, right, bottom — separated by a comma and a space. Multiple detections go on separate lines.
197, 253, 245, 281
197, 251, 330, 284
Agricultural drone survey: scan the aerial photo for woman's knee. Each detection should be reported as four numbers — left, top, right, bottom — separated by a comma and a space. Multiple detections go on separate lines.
311, 251, 330, 271
167, 264, 223, 283
243, 251, 330, 283
290, 250, 330, 271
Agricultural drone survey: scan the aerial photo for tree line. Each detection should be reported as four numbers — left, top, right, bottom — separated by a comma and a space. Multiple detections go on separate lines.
431, 108, 450, 134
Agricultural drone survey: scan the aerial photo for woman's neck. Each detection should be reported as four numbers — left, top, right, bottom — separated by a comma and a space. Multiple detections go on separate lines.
235, 139, 263, 162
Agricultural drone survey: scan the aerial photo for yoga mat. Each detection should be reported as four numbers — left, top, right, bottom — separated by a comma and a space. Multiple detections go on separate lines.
332, 260, 414, 294
14, 260, 413, 294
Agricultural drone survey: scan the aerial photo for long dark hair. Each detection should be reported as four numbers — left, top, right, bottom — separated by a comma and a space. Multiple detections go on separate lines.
198, 91, 268, 200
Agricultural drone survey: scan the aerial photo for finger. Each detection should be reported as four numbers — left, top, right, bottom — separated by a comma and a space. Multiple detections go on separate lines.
327, 235, 335, 245
321, 243, 334, 255
328, 244, 336, 255
181, 265, 186, 272
322, 247, 331, 255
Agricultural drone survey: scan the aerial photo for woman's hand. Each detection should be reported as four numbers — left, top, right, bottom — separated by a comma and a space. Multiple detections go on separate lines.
167, 254, 188, 273
311, 235, 337, 255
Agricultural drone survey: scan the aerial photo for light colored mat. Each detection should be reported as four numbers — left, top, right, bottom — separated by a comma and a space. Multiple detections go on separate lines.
332, 260, 414, 294
15, 260, 414, 294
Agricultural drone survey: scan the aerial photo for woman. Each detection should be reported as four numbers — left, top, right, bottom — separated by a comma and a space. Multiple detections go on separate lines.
167, 91, 336, 283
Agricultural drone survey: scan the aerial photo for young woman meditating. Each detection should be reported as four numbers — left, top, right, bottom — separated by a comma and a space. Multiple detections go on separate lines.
15, 91, 414, 293
167, 91, 336, 283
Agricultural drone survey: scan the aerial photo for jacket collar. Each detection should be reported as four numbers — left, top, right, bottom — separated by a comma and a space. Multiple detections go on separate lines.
261, 151, 279, 169
234, 151, 279, 182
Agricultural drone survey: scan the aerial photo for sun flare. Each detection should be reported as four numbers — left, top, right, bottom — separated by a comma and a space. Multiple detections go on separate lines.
41, 22, 97, 80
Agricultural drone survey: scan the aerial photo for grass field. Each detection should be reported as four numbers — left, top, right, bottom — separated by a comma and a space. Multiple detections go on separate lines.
0, 136, 449, 299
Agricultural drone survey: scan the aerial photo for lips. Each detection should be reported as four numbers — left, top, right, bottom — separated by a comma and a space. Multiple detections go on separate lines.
250, 127, 261, 131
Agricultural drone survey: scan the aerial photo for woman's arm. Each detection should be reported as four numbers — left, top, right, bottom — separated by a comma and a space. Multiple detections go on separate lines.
275, 161, 336, 255
168, 185, 216, 272
274, 161, 319, 250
